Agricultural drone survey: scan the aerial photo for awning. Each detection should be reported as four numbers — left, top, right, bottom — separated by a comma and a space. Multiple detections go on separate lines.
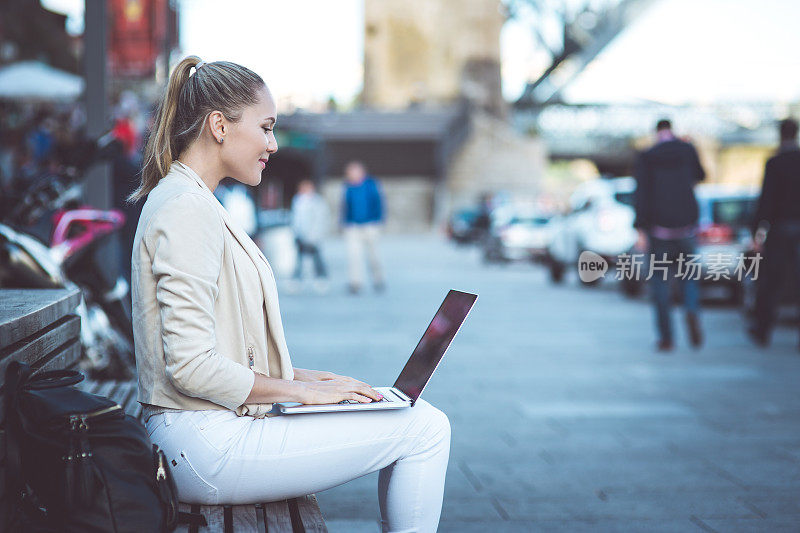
0, 60, 84, 101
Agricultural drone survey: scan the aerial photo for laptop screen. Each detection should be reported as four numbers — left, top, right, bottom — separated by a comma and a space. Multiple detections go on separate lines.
393, 290, 477, 403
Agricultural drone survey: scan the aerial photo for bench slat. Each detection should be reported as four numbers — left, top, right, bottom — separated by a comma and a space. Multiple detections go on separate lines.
0, 289, 81, 350
254, 503, 267, 532
265, 500, 294, 532
0, 315, 81, 375
291, 494, 328, 533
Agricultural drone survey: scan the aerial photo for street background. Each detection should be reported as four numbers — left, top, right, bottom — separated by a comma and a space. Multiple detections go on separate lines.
281, 235, 800, 532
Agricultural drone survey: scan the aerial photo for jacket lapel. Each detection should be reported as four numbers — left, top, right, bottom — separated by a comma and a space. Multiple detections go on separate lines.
216, 203, 293, 365
170, 163, 294, 378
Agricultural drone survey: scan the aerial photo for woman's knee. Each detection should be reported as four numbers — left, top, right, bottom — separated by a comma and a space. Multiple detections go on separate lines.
413, 400, 451, 446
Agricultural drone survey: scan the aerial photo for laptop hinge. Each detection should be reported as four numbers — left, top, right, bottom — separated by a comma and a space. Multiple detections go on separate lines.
391, 388, 413, 403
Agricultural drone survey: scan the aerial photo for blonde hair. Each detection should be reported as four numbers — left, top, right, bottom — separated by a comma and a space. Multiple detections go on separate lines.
128, 56, 265, 202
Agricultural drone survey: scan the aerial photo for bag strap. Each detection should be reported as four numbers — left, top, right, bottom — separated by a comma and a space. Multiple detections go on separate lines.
5, 361, 33, 510
25, 368, 84, 390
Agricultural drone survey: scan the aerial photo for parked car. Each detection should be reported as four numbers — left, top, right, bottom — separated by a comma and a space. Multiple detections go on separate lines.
546, 177, 638, 284
694, 184, 759, 302
446, 207, 486, 245
621, 184, 759, 302
483, 204, 552, 263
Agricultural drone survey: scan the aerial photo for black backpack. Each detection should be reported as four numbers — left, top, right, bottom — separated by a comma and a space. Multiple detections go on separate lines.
3, 362, 201, 532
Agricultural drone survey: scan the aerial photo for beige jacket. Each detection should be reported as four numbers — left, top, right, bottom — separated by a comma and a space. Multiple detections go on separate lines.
131, 161, 294, 418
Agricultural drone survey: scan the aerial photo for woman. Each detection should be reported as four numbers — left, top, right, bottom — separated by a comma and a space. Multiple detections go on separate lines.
129, 56, 451, 533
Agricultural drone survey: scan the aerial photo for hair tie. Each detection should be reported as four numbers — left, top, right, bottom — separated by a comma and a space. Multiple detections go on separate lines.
190, 61, 206, 77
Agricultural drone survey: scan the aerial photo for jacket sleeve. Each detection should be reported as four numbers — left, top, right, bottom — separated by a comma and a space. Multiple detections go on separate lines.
690, 144, 706, 183
633, 152, 650, 230
145, 192, 255, 410
752, 158, 777, 236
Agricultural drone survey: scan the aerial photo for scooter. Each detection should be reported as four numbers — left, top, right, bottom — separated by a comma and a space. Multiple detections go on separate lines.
0, 136, 136, 379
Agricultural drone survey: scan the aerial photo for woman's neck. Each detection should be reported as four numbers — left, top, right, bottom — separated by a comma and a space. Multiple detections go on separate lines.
177, 143, 224, 192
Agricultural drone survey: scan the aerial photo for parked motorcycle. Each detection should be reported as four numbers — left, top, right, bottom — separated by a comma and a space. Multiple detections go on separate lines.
0, 135, 136, 379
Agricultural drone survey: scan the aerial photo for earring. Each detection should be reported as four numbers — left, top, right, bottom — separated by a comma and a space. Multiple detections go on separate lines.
218, 137, 224, 144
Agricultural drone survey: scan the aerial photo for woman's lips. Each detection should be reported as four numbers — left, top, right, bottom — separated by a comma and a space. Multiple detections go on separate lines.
259, 158, 268, 169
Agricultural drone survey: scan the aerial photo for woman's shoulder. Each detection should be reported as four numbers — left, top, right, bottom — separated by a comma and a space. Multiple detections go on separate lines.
141, 181, 223, 242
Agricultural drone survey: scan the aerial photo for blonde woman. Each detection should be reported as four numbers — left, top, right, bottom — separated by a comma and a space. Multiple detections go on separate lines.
129, 56, 451, 533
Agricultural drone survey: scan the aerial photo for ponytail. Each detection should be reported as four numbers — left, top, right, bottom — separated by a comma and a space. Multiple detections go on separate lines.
128, 55, 265, 202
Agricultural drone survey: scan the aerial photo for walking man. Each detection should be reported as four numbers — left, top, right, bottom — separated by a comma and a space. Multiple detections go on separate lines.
748, 118, 800, 348
290, 179, 329, 293
634, 119, 706, 351
341, 161, 385, 294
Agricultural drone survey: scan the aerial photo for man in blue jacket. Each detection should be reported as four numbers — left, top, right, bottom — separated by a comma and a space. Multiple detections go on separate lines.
341, 161, 385, 294
634, 119, 706, 352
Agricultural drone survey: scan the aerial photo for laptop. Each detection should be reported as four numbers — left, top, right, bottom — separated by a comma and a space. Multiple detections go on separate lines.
271, 289, 477, 415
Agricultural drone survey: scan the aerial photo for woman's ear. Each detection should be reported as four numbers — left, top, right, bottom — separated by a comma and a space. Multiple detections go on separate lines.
208, 111, 226, 144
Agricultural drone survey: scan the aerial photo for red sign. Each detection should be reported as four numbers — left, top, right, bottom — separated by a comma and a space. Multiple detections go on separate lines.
108, 0, 176, 79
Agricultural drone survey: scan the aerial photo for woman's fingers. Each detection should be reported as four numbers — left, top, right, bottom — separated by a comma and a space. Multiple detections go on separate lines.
303, 380, 382, 404
350, 392, 373, 403
354, 384, 381, 401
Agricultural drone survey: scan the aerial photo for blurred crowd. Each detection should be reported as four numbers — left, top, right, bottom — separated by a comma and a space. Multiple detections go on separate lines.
0, 92, 149, 206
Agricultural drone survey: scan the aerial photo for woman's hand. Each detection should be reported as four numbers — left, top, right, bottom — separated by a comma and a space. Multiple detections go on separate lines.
293, 367, 367, 385
297, 379, 383, 405
292, 367, 337, 382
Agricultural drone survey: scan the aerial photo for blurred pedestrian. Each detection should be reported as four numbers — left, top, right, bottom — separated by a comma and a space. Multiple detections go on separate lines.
634, 119, 706, 351
215, 179, 258, 237
26, 111, 54, 167
341, 161, 385, 294
289, 179, 329, 293
748, 118, 800, 348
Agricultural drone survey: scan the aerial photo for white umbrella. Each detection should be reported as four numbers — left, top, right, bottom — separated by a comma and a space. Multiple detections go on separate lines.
0, 60, 84, 101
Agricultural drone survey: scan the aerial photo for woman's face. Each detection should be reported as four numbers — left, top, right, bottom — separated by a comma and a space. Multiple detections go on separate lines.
221, 85, 278, 186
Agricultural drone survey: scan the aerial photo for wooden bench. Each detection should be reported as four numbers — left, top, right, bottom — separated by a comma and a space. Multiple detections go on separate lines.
1, 288, 328, 532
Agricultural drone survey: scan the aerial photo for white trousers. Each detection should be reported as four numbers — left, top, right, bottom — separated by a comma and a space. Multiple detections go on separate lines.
145, 399, 451, 533
344, 224, 384, 287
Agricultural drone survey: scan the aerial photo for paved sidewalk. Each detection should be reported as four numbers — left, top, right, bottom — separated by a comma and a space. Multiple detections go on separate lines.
277, 234, 800, 532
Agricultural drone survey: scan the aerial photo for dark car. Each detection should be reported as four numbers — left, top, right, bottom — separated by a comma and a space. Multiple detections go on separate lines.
446, 207, 487, 244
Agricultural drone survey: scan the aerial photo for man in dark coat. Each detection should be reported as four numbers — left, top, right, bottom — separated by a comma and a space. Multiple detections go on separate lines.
748, 118, 800, 348
634, 119, 706, 351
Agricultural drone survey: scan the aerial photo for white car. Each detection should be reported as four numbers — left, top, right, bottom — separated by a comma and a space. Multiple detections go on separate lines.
546, 177, 638, 284
483, 204, 552, 263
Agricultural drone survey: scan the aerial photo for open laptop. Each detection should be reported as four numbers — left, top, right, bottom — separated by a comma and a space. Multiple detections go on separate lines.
271, 289, 477, 415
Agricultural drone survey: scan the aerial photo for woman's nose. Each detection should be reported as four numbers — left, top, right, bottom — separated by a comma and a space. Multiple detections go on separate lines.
267, 135, 278, 153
